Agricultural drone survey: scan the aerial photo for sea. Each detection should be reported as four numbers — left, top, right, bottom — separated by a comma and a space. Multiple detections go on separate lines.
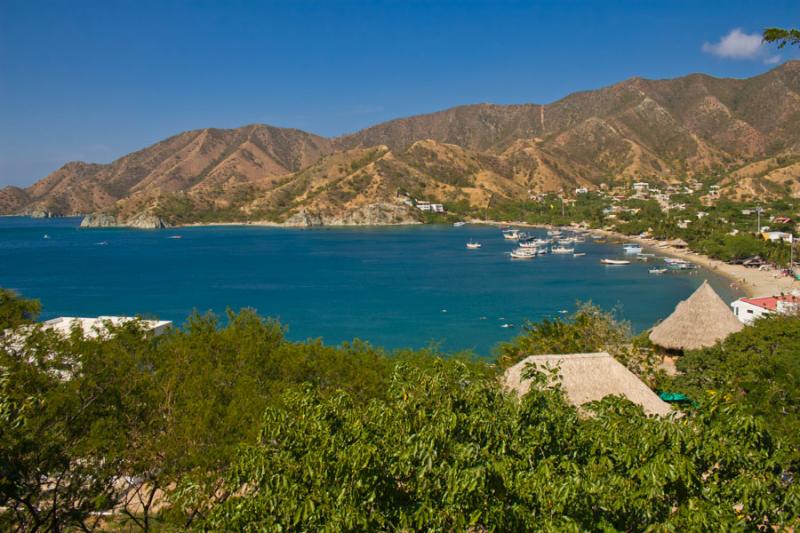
0, 216, 741, 356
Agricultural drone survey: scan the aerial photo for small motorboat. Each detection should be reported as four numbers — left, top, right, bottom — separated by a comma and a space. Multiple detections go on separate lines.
43, 234, 50, 239
453, 221, 467, 227
167, 235, 183, 239
95, 241, 108, 246
601, 258, 631, 265
623, 244, 643, 254
649, 268, 668, 274
466, 241, 482, 249
552, 245, 575, 254
500, 323, 514, 328
510, 248, 536, 259
573, 252, 586, 257
503, 229, 521, 240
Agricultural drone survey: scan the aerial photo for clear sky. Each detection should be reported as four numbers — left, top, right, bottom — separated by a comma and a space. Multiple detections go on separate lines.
1, 0, 798, 187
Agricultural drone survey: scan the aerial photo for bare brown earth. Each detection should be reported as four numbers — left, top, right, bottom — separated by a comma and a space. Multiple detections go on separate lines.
4, 61, 800, 223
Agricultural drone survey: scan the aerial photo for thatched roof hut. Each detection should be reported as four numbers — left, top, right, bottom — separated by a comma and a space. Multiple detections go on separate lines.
668, 238, 688, 248
649, 280, 743, 351
503, 352, 672, 416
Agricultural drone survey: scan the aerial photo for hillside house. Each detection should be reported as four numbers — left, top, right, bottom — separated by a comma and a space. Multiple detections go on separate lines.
731, 295, 800, 324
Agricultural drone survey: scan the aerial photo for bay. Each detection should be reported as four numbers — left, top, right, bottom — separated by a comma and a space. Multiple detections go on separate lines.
0, 216, 740, 355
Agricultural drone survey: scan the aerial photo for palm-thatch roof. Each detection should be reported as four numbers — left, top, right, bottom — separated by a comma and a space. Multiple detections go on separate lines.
649, 280, 743, 351
503, 352, 672, 416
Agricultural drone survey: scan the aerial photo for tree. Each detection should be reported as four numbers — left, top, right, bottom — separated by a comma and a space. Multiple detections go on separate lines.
763, 27, 800, 48
0, 289, 40, 330
665, 315, 800, 458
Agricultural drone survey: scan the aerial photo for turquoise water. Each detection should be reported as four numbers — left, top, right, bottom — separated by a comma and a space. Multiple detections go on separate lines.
0, 217, 739, 355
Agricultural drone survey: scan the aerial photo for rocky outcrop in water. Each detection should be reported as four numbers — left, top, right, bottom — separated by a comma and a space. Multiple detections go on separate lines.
30, 208, 57, 218
283, 203, 420, 227
80, 213, 119, 227
80, 212, 170, 229
125, 212, 169, 229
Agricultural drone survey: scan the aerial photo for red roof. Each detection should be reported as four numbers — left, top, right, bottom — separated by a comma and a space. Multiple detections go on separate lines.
739, 295, 800, 311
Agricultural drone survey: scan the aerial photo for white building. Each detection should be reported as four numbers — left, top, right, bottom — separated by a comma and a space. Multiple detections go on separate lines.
761, 231, 793, 243
417, 202, 444, 213
632, 182, 649, 192
731, 295, 800, 325
40, 316, 172, 338
575, 187, 588, 194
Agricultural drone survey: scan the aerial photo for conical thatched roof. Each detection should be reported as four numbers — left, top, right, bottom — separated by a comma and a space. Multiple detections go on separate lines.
649, 280, 743, 351
504, 352, 672, 416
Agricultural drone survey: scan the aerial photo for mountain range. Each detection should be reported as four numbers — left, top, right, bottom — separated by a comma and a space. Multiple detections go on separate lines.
3, 61, 800, 225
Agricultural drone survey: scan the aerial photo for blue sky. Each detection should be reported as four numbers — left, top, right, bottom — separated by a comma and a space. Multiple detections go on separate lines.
1, 0, 798, 187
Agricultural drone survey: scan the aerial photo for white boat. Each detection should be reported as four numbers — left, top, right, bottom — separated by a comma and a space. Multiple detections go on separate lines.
623, 244, 643, 254
466, 241, 481, 249
552, 245, 575, 254
663, 257, 690, 265
601, 258, 631, 265
453, 221, 466, 227
500, 323, 514, 328
573, 252, 586, 257
547, 229, 562, 236
558, 237, 576, 245
532, 238, 551, 246
518, 240, 538, 248
43, 234, 50, 239
649, 268, 668, 274
167, 235, 182, 239
503, 229, 521, 240
510, 248, 536, 259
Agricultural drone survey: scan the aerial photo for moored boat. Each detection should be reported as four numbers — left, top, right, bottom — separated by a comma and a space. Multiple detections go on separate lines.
552, 245, 575, 254
649, 268, 668, 274
453, 221, 467, 227
623, 243, 643, 254
466, 241, 481, 249
573, 252, 586, 257
510, 248, 536, 259
601, 258, 631, 265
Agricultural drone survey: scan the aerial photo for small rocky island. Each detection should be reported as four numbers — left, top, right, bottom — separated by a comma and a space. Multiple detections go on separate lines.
80, 212, 170, 229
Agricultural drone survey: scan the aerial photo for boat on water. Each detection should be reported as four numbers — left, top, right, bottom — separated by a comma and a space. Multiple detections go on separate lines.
573, 252, 586, 257
503, 229, 522, 240
663, 257, 690, 265
466, 241, 481, 249
600, 258, 631, 265
453, 221, 467, 227
558, 237, 576, 245
167, 235, 182, 239
510, 248, 536, 259
518, 240, 538, 248
552, 245, 575, 254
532, 238, 551, 246
649, 268, 668, 274
623, 243, 643, 254
43, 234, 50, 239
547, 229, 562, 237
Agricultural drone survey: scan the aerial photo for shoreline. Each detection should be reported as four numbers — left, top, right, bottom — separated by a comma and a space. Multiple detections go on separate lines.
470, 219, 798, 298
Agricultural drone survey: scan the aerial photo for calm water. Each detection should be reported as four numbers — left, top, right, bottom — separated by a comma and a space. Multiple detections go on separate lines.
0, 217, 740, 355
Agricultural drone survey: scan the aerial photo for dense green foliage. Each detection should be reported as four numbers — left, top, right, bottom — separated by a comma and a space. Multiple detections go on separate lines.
665, 315, 800, 458
2, 291, 799, 531
204, 362, 799, 531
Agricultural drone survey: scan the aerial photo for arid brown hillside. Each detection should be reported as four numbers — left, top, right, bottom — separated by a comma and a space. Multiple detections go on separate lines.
4, 61, 800, 220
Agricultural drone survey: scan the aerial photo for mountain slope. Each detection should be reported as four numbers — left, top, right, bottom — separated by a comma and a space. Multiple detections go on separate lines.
4, 61, 800, 220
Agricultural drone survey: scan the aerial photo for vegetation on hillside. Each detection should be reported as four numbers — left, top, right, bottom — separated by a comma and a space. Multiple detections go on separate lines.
2, 290, 799, 530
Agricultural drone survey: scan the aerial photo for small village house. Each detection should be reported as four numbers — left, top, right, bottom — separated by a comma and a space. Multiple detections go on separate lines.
731, 294, 800, 325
